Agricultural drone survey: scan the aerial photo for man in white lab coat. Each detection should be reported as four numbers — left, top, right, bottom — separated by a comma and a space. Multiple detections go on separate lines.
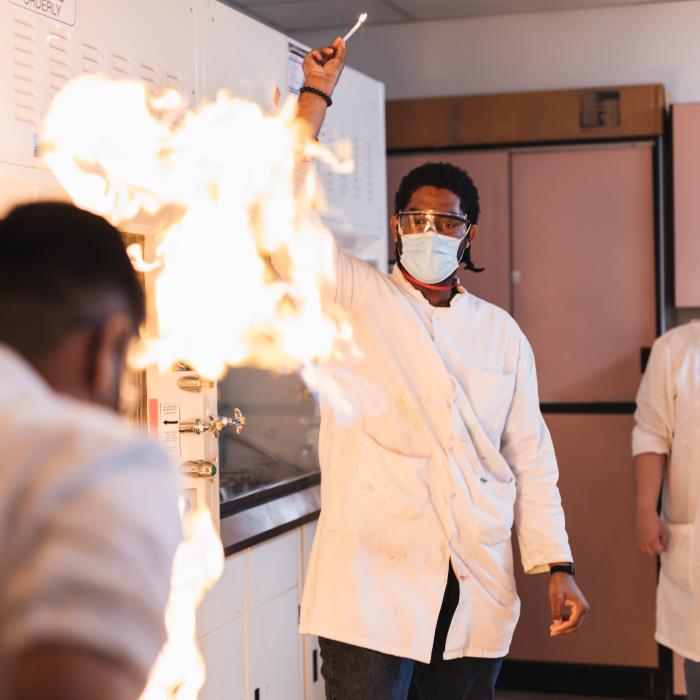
296, 41, 590, 699
633, 322, 700, 699
0, 203, 181, 700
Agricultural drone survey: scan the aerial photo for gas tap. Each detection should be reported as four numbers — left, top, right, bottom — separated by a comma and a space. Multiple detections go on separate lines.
179, 408, 246, 437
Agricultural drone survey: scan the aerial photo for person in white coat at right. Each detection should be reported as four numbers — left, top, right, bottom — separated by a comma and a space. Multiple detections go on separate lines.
633, 321, 700, 699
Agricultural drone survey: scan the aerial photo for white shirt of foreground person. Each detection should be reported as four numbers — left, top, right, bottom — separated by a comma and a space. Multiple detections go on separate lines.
633, 321, 700, 662
300, 247, 573, 662
0, 344, 182, 686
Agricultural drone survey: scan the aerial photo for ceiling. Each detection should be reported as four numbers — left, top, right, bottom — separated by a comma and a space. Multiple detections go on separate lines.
223, 0, 689, 33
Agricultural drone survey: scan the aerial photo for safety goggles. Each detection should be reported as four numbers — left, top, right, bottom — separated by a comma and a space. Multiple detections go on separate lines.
396, 210, 471, 239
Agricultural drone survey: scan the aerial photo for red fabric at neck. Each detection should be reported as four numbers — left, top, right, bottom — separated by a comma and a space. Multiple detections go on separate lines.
401, 269, 460, 291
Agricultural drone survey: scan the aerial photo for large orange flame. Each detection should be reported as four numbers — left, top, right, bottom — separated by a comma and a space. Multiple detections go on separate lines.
41, 74, 359, 401
40, 74, 377, 699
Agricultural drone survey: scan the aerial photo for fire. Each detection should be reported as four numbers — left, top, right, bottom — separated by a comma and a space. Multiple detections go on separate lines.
41, 74, 358, 398
40, 74, 375, 698
139, 507, 224, 700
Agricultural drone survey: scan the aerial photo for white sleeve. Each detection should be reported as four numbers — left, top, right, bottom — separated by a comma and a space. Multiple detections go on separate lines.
501, 335, 573, 574
632, 337, 674, 456
1, 440, 182, 681
332, 240, 377, 315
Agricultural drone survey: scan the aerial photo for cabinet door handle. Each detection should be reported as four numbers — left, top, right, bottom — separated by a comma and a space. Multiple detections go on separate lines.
313, 649, 318, 683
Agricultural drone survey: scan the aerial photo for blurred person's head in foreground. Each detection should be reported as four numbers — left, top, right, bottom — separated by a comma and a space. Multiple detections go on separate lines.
0, 201, 144, 409
0, 202, 178, 700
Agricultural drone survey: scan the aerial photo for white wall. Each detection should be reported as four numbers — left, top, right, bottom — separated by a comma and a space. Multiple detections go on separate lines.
294, 0, 700, 102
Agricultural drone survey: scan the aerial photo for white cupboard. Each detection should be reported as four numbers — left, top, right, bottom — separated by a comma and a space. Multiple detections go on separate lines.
198, 524, 317, 699
199, 617, 246, 700
300, 521, 324, 699
249, 588, 303, 700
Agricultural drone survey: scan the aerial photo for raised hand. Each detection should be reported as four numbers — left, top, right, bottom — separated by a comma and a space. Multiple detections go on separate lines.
303, 37, 347, 95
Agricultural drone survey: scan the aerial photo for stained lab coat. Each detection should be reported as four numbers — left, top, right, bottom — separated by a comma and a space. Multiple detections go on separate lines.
633, 321, 700, 662
0, 345, 182, 682
299, 252, 572, 662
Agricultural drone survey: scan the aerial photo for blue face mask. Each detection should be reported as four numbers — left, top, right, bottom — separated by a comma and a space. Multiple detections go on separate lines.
399, 232, 465, 284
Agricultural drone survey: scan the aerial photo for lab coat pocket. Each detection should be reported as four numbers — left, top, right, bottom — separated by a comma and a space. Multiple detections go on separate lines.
661, 523, 694, 592
463, 368, 516, 446
476, 476, 517, 545
353, 435, 431, 520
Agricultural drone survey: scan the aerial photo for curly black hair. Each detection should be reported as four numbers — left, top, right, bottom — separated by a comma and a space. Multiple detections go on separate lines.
394, 161, 483, 273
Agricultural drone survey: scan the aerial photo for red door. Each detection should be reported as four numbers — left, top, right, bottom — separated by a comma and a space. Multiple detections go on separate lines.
511, 144, 657, 402
509, 413, 658, 667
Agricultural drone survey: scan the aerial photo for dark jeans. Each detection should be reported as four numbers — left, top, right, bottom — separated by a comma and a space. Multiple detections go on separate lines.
687, 657, 700, 700
319, 566, 504, 700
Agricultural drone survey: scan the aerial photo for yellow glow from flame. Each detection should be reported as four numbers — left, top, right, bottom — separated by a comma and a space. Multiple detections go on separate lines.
40, 75, 378, 699
139, 507, 223, 700
42, 74, 358, 394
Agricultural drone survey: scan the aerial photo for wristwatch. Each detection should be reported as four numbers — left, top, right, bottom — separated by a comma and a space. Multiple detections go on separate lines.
549, 563, 575, 576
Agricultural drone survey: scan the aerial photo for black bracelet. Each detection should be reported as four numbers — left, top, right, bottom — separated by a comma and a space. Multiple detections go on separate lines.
299, 86, 333, 107
550, 563, 576, 576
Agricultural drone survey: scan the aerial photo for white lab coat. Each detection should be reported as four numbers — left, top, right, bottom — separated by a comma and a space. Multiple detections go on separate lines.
0, 345, 182, 682
633, 321, 700, 662
300, 252, 572, 662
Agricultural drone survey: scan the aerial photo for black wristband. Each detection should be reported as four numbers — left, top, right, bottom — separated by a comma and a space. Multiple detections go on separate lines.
550, 563, 575, 576
299, 85, 333, 107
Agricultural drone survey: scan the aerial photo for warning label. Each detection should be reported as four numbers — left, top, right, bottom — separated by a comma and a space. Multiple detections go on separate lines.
9, 0, 77, 27
158, 402, 181, 460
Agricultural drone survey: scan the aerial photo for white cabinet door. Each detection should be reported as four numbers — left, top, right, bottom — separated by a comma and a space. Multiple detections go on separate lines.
199, 616, 246, 700
248, 529, 300, 610
198, 552, 245, 638
199, 0, 287, 110
249, 588, 302, 700
300, 521, 325, 699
